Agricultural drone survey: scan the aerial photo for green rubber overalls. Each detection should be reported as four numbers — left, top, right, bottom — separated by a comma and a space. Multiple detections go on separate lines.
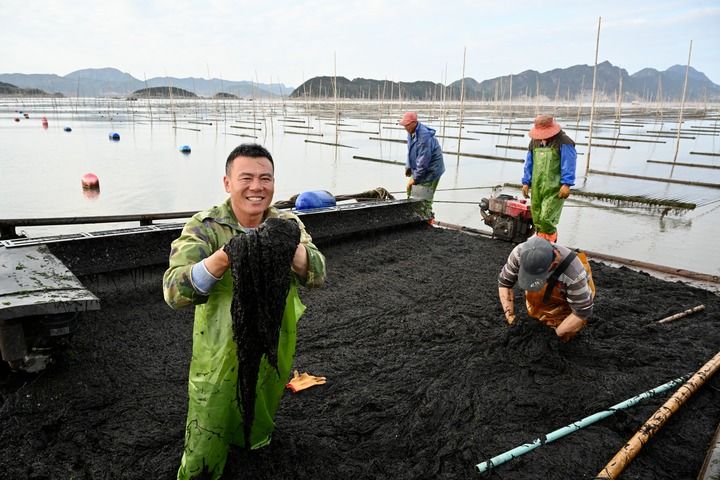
530, 146, 565, 236
177, 280, 305, 480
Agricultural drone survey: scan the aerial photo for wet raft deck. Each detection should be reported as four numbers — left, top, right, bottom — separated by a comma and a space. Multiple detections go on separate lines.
1, 224, 719, 479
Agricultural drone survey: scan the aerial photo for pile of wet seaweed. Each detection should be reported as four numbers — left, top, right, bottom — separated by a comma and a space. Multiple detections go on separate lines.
1, 224, 718, 480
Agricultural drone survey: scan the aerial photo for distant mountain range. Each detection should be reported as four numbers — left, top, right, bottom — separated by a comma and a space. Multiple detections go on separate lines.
3, 63, 719, 101
0, 81, 64, 97
0, 68, 293, 98
291, 62, 720, 102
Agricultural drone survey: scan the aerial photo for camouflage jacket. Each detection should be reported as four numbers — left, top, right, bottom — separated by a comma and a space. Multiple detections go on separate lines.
163, 198, 326, 309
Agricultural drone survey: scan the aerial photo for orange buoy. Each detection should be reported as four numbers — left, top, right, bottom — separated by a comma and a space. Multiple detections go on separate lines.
81, 173, 100, 190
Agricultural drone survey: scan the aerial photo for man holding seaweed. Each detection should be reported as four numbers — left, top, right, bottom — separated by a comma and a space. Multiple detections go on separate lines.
163, 143, 326, 480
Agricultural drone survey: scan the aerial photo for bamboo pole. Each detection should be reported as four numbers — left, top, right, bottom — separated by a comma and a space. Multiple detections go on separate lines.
304, 139, 356, 149
333, 52, 339, 148
587, 169, 720, 189
457, 47, 467, 164
647, 160, 720, 170
585, 16, 602, 177
596, 351, 720, 479
690, 151, 720, 157
581, 249, 719, 284
573, 75, 585, 143
506, 74, 513, 148
441, 65, 448, 148
143, 73, 153, 125
657, 305, 705, 324
672, 40, 693, 163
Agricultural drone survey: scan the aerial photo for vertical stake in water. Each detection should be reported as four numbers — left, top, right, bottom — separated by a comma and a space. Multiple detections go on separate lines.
441, 64, 448, 149
584, 16, 602, 179
672, 40, 693, 165
144, 73, 153, 126
333, 52, 339, 162
334, 52, 338, 145
505, 74, 513, 148
457, 46, 467, 165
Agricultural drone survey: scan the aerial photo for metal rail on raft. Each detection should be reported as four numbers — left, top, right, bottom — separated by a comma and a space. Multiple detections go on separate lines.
0, 212, 198, 240
433, 221, 719, 285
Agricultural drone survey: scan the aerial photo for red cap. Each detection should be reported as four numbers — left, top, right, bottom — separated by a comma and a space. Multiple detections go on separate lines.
398, 111, 418, 126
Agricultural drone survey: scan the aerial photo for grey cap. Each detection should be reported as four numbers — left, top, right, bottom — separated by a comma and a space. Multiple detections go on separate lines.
517, 236, 555, 291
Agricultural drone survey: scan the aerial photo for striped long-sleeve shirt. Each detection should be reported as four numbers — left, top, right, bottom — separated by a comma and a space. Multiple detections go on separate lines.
498, 243, 594, 320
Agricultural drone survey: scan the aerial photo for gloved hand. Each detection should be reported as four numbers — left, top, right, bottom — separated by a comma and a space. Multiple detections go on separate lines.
558, 184, 570, 199
521, 184, 530, 198
286, 370, 327, 393
405, 167, 412, 177
406, 177, 415, 196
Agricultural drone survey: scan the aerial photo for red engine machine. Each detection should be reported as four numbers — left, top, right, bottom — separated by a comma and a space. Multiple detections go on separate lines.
479, 194, 534, 243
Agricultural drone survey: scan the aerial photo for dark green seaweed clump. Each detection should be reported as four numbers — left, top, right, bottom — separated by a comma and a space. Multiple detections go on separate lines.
223, 217, 300, 447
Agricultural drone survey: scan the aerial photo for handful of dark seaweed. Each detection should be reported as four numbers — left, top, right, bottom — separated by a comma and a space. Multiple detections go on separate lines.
223, 217, 301, 447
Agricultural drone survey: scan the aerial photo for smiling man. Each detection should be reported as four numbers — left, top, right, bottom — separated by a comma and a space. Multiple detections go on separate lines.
163, 143, 326, 480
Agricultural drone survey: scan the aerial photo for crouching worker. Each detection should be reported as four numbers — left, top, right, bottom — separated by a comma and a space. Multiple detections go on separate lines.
497, 236, 595, 341
163, 143, 326, 480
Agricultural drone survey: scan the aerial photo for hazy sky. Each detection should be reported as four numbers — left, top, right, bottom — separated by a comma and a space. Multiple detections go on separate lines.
3, 0, 719, 87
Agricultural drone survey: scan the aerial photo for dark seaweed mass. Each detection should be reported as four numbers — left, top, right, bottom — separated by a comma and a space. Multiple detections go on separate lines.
0, 224, 718, 480
223, 217, 300, 447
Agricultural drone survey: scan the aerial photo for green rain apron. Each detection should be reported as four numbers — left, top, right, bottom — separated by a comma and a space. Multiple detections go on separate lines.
530, 146, 565, 235
178, 278, 305, 480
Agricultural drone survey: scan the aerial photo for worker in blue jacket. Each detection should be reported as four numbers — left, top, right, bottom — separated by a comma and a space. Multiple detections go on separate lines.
521, 114, 577, 242
399, 111, 446, 217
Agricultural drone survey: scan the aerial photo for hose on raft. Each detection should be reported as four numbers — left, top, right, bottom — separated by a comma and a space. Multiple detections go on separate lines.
474, 373, 692, 475
596, 351, 720, 479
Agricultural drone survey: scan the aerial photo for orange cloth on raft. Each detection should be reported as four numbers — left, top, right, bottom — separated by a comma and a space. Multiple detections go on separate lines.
524, 251, 596, 327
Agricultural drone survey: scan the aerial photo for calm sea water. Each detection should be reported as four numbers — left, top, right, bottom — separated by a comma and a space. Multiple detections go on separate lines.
1, 98, 719, 276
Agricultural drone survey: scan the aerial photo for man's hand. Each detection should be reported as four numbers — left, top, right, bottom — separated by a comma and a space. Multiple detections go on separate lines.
555, 313, 587, 342
406, 177, 415, 195
204, 247, 231, 278
291, 243, 308, 278
521, 184, 530, 198
558, 184, 570, 199
405, 167, 412, 177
